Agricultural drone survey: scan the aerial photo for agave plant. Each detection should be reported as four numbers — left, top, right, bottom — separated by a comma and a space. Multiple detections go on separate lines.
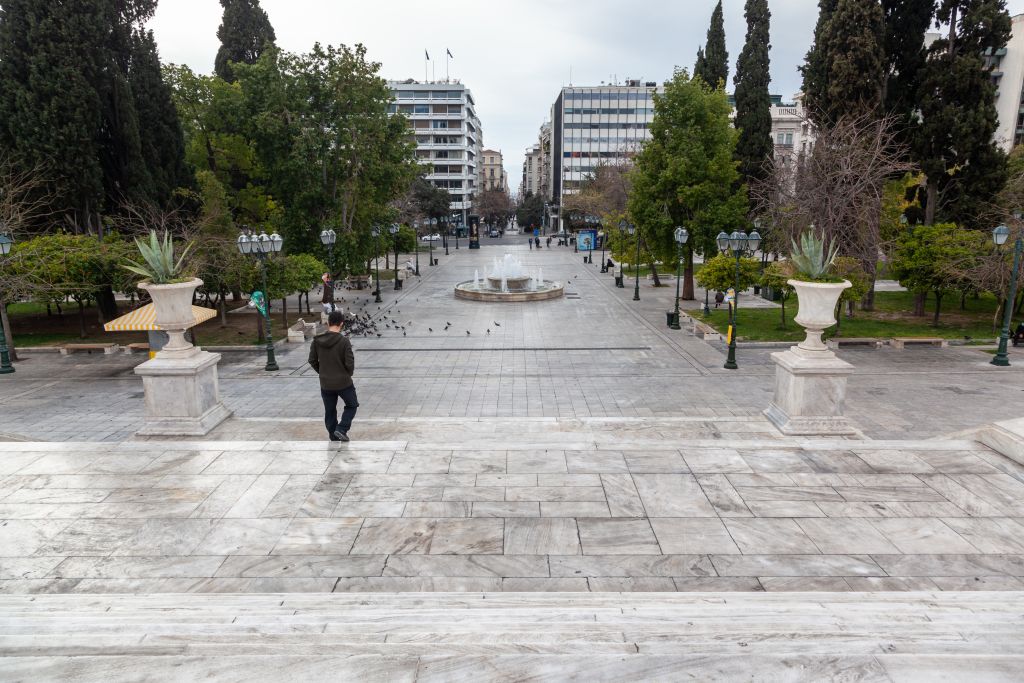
789, 229, 839, 281
122, 230, 194, 284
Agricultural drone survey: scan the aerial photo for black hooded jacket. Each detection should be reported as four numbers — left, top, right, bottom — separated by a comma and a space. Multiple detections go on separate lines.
308, 332, 355, 390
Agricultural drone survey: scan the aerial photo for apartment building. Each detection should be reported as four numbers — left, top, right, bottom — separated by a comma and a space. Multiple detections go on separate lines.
481, 149, 509, 194
387, 80, 483, 224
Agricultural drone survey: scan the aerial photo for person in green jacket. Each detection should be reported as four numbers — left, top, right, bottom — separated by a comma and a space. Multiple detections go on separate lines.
308, 310, 358, 442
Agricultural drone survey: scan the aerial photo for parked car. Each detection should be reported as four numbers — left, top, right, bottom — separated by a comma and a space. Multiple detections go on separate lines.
488, 229, 500, 238
420, 233, 442, 242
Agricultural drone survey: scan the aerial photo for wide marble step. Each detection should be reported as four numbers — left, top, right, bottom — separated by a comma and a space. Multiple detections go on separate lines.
1, 592, 1022, 681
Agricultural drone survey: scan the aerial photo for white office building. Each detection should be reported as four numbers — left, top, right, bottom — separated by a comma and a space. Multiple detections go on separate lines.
549, 81, 660, 230
388, 80, 483, 223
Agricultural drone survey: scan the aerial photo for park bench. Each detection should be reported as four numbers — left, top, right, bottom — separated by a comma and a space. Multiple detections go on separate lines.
346, 275, 372, 290
122, 343, 150, 354
287, 318, 317, 343
891, 336, 949, 350
826, 337, 887, 350
691, 319, 722, 342
59, 343, 118, 356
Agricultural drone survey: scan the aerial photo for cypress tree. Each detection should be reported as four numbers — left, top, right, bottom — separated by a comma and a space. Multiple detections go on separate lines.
914, 0, 1012, 226
694, 47, 707, 82
881, 0, 933, 119
129, 29, 191, 206
0, 0, 107, 227
805, 0, 886, 124
695, 1, 728, 88
733, 0, 773, 186
800, 0, 839, 118
215, 0, 277, 82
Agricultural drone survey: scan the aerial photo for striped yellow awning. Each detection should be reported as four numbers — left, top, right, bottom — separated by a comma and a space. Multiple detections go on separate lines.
103, 304, 217, 332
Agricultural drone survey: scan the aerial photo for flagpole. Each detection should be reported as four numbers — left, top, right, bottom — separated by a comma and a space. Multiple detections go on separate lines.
446, 50, 450, 83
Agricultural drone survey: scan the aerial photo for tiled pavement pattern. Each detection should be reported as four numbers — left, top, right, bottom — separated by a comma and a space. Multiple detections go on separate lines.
2, 431, 1024, 594
2, 242, 1023, 442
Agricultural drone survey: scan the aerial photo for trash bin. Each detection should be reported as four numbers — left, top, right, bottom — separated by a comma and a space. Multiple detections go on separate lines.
433, 258, 439, 266
666, 311, 677, 327
615, 275, 624, 288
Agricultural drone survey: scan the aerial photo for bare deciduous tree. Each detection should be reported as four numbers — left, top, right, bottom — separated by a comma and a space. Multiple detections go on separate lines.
752, 114, 915, 309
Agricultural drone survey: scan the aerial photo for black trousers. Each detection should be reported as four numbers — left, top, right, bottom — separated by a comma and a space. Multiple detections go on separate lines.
321, 385, 359, 436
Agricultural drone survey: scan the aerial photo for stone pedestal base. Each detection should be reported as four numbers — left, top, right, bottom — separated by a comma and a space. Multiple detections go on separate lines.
764, 346, 857, 436
134, 348, 232, 436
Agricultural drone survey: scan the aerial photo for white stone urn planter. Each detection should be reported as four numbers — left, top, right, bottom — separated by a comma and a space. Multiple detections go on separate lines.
789, 279, 852, 352
763, 278, 858, 436
139, 277, 201, 357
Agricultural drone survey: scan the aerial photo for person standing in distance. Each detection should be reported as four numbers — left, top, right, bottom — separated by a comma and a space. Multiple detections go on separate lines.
308, 310, 358, 442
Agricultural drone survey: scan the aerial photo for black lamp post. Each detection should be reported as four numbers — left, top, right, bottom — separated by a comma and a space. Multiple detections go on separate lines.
428, 218, 436, 266
237, 228, 283, 372
615, 220, 627, 288
388, 224, 400, 289
442, 216, 450, 256
599, 219, 608, 273
628, 222, 640, 301
717, 227, 761, 370
992, 223, 1022, 367
670, 227, 689, 330
0, 232, 15, 374
371, 226, 382, 303
411, 220, 421, 276
454, 217, 460, 250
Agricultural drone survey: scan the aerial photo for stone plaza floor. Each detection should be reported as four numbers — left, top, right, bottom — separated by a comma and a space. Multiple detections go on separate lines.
0, 243, 1023, 597
1, 241, 1023, 443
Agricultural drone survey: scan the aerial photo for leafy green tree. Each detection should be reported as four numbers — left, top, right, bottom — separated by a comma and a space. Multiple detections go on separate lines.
832, 255, 871, 334
760, 261, 795, 328
264, 253, 325, 330
891, 223, 986, 324
411, 177, 451, 221
516, 192, 546, 230
215, 0, 276, 82
733, 0, 773, 187
628, 71, 749, 299
696, 254, 761, 295
913, 0, 1011, 227
695, 1, 728, 89
804, 0, 886, 123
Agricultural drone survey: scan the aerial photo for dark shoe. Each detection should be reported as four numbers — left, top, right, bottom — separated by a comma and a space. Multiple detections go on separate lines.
329, 433, 341, 442
333, 430, 350, 442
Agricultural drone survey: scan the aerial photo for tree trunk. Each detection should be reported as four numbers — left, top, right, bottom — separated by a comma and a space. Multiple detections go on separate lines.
961, 291, 967, 310
780, 296, 786, 329
933, 291, 943, 326
649, 259, 661, 287
924, 182, 937, 226
682, 246, 695, 300
913, 291, 927, 317
76, 299, 87, 339
96, 285, 118, 321
281, 297, 288, 331
834, 301, 842, 336
256, 314, 265, 343
994, 298, 1005, 333
862, 280, 876, 311
218, 286, 228, 327
846, 299, 854, 317
0, 300, 18, 362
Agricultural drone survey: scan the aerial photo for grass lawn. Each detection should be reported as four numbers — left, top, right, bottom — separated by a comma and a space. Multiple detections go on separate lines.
698, 290, 1006, 343
5, 300, 321, 348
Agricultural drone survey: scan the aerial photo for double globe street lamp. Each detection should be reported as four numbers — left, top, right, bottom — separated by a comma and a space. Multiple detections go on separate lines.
319, 228, 336, 272
992, 223, 1023, 367
0, 232, 14, 374
237, 228, 283, 372
716, 228, 761, 370
669, 227, 690, 330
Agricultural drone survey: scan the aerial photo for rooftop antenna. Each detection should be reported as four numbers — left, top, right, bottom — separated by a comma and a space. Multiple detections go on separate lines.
569, 65, 572, 86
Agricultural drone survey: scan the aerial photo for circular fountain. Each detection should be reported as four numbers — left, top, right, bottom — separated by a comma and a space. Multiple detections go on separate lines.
455, 253, 565, 302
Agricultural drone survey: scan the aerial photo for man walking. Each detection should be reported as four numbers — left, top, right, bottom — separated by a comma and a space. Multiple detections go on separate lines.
308, 310, 358, 442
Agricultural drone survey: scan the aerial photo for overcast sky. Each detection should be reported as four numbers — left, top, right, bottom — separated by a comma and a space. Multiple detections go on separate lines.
150, 0, 1024, 195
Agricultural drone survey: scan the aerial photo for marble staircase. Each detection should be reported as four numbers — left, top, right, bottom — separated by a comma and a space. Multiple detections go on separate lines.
1, 592, 1022, 680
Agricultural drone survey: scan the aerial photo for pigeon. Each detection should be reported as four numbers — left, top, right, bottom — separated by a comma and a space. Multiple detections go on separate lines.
486, 329, 490, 334
376, 333, 382, 337
447, 321, 452, 326
494, 322, 501, 327
429, 328, 433, 332
466, 330, 470, 336
403, 331, 406, 337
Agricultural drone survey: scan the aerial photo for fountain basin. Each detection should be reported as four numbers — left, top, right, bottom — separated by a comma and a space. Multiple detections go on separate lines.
455, 280, 564, 302
487, 275, 532, 292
